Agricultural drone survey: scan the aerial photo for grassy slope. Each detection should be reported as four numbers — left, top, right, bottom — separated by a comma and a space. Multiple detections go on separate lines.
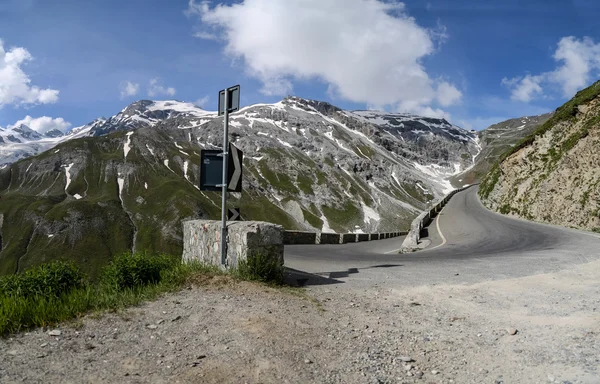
480, 80, 600, 198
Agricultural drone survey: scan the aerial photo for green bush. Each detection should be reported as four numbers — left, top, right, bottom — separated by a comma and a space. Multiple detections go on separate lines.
235, 252, 284, 284
101, 252, 179, 290
0, 261, 84, 299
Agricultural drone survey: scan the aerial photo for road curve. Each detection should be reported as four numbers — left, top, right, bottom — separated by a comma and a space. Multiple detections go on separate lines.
284, 187, 600, 287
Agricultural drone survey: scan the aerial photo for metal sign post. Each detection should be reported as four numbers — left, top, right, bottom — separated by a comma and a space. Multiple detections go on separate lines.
220, 91, 229, 266
216, 85, 240, 267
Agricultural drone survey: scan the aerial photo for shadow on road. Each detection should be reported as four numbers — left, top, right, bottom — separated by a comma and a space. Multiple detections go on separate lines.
285, 264, 403, 287
284, 267, 344, 287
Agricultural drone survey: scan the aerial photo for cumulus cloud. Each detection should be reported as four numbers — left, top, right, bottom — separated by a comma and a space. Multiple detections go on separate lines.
187, 0, 462, 117
502, 36, 600, 102
436, 81, 463, 107
194, 95, 209, 107
0, 39, 59, 107
147, 78, 176, 97
7, 115, 71, 134
119, 81, 139, 99
501, 75, 544, 103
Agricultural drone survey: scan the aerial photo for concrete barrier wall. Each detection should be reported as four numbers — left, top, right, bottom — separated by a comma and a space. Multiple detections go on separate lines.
183, 220, 284, 269
340, 233, 356, 244
401, 185, 472, 251
284, 231, 317, 245
281, 226, 413, 246
357, 233, 369, 242
318, 232, 341, 244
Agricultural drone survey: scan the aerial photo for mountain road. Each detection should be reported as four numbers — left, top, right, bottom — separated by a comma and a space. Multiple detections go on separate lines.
284, 186, 600, 287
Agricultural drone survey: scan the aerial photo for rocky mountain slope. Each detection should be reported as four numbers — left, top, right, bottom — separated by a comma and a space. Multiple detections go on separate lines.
450, 112, 553, 187
0, 97, 479, 276
480, 81, 600, 231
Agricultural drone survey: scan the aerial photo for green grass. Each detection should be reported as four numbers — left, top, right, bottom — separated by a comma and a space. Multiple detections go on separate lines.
257, 161, 299, 195
296, 173, 314, 195
0, 251, 291, 336
0, 253, 216, 336
321, 202, 361, 232
301, 208, 323, 229
233, 252, 284, 284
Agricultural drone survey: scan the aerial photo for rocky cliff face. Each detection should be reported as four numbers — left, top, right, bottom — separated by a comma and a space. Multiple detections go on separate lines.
480, 81, 600, 232
0, 96, 479, 275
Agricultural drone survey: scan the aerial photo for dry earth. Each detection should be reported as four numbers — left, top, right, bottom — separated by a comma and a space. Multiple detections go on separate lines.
1, 260, 599, 384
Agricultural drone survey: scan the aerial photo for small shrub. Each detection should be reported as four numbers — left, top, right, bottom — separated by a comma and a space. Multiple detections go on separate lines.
0, 261, 84, 299
592, 227, 600, 233
235, 253, 284, 284
101, 252, 179, 290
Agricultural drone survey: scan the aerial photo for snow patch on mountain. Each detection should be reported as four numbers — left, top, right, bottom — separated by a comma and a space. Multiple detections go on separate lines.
64, 163, 74, 193
124, 132, 134, 159
146, 144, 155, 156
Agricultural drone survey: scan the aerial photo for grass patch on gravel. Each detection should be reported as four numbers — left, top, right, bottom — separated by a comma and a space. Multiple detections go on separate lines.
0, 254, 222, 337
0, 252, 299, 336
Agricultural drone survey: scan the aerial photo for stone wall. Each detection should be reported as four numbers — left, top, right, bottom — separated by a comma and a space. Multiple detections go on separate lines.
182, 220, 284, 269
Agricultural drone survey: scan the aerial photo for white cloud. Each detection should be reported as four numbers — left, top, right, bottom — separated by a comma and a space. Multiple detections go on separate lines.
194, 95, 209, 107
192, 31, 219, 40
187, 0, 462, 117
436, 81, 463, 107
550, 36, 600, 96
7, 115, 71, 134
502, 36, 600, 102
0, 39, 59, 107
147, 78, 176, 97
501, 74, 544, 103
119, 81, 139, 99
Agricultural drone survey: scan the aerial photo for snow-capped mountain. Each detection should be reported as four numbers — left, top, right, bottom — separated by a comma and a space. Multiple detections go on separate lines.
0, 96, 480, 274
0, 119, 107, 165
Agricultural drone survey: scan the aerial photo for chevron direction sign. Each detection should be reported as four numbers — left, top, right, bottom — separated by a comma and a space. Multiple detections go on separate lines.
227, 143, 243, 192
227, 208, 241, 221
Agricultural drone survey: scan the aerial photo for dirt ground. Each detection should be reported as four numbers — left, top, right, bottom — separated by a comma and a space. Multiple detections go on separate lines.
1, 259, 599, 384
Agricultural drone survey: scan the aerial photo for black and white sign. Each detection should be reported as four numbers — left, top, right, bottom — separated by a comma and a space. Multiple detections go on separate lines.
227, 143, 243, 192
227, 208, 241, 221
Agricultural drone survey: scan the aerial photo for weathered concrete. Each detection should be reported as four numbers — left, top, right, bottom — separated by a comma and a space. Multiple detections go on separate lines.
183, 220, 284, 269
340, 234, 356, 244
357, 233, 369, 242
284, 231, 317, 245
370, 233, 380, 241
318, 232, 341, 244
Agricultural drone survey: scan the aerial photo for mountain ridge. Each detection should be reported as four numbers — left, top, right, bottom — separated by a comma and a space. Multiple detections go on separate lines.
0, 96, 480, 276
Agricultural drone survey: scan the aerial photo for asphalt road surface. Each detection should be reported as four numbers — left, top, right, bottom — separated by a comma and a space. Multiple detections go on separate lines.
284, 187, 600, 287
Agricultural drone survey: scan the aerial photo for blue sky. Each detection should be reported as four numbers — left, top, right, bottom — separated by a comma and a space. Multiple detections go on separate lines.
1, 0, 599, 133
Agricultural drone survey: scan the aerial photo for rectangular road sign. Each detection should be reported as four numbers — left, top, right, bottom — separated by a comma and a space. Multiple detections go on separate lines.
199, 143, 243, 192
218, 85, 240, 116
199, 150, 223, 191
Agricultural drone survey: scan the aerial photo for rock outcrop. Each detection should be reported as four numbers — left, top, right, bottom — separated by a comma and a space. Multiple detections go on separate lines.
480, 81, 600, 232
